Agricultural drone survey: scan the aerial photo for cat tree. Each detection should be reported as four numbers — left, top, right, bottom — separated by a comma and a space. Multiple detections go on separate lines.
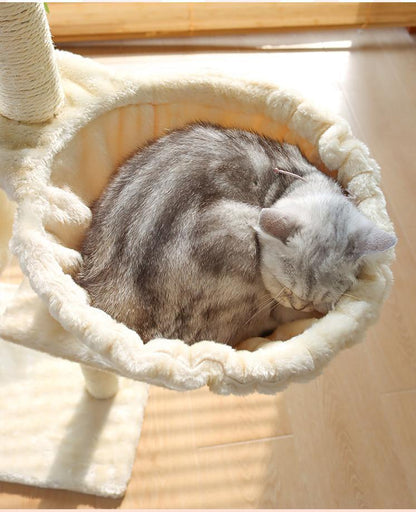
0, 2, 395, 498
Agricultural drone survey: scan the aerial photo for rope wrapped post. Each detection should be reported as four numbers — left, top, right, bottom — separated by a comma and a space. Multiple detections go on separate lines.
0, 2, 64, 123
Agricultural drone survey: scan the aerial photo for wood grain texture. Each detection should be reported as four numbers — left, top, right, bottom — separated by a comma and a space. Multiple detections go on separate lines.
335, 28, 416, 394
0, 27, 415, 509
121, 387, 296, 508
381, 390, 416, 503
285, 347, 413, 508
47, 3, 416, 42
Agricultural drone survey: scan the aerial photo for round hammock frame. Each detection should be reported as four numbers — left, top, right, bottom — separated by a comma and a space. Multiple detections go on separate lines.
0, 3, 395, 397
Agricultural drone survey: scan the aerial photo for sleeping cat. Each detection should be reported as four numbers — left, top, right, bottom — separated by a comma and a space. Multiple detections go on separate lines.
76, 122, 396, 346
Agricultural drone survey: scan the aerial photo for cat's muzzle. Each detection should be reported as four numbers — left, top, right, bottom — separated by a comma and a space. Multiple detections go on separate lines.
276, 287, 315, 312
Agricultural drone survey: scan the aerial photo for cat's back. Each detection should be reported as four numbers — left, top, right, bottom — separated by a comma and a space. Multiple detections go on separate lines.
77, 123, 306, 343
81, 124, 277, 269
80, 122, 310, 290
112, 122, 277, 204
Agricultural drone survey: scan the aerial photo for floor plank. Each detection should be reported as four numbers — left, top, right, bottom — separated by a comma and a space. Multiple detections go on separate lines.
381, 389, 416, 503
121, 385, 292, 508
286, 345, 413, 508
335, 28, 416, 393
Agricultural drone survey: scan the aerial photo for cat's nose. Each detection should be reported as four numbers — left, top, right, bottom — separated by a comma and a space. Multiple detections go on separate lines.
289, 296, 314, 312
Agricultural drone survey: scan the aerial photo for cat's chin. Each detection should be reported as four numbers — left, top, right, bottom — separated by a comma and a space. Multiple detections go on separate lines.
314, 302, 331, 314
291, 302, 316, 312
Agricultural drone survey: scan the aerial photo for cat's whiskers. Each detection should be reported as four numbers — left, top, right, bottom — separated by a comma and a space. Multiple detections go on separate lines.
224, 287, 288, 346
241, 286, 288, 331
341, 292, 361, 301
240, 298, 275, 331
270, 286, 288, 309
273, 168, 307, 182
256, 292, 275, 304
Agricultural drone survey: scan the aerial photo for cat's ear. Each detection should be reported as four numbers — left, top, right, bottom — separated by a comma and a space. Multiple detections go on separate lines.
259, 208, 298, 243
354, 225, 397, 258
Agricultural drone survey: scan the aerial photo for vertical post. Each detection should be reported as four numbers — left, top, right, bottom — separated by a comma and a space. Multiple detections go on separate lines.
0, 3, 64, 123
81, 365, 119, 399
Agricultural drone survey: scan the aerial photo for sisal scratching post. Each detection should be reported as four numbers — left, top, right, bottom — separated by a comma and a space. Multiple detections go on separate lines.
0, 2, 63, 123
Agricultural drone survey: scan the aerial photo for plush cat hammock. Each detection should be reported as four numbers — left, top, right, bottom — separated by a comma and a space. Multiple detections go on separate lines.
0, 2, 395, 497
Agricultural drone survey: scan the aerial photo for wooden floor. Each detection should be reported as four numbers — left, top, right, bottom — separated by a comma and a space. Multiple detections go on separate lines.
1, 27, 415, 508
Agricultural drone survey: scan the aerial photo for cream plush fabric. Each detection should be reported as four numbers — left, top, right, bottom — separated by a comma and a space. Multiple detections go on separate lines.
0, 50, 395, 395
0, 283, 149, 498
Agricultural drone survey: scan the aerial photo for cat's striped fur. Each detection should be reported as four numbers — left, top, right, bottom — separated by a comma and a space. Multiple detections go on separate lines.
76, 123, 396, 346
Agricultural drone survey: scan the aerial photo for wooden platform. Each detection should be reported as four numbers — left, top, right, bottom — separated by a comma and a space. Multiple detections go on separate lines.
1, 27, 415, 508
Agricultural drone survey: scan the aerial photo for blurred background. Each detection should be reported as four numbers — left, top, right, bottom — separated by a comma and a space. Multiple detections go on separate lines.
48, 2, 416, 43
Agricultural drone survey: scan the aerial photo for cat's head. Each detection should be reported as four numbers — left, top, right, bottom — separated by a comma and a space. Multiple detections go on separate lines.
256, 191, 396, 314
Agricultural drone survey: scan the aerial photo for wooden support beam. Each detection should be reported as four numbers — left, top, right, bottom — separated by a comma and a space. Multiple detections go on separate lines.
47, 3, 416, 42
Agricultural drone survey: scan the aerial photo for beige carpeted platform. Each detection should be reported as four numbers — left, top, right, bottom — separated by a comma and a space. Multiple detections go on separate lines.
0, 283, 149, 498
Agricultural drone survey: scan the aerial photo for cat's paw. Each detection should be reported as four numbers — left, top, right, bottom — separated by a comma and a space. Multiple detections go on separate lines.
267, 318, 318, 342
237, 318, 318, 351
237, 336, 271, 351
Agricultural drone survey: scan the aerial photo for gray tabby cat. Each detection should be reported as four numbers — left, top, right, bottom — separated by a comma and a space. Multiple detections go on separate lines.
76, 122, 396, 346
